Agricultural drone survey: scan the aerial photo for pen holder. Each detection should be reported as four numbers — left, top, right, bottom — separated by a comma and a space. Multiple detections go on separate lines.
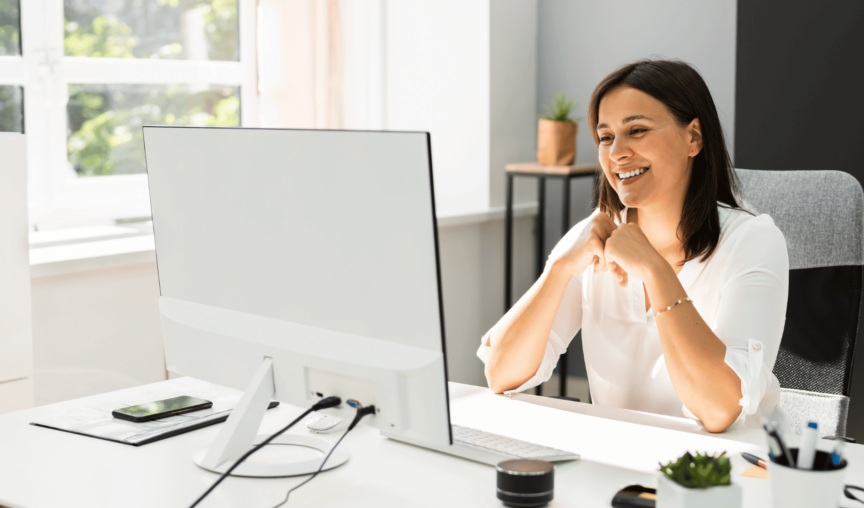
769, 449, 847, 508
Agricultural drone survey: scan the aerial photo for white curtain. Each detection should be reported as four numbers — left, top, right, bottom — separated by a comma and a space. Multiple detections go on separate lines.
257, 0, 347, 129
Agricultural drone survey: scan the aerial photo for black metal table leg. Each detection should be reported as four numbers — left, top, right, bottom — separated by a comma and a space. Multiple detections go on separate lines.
505, 173, 514, 312
559, 176, 571, 398
562, 176, 571, 235
502, 166, 598, 399
534, 177, 545, 396
535, 176, 545, 279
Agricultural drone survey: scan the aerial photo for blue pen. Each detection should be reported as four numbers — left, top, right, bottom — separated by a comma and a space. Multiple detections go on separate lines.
832, 442, 845, 466
820, 441, 845, 470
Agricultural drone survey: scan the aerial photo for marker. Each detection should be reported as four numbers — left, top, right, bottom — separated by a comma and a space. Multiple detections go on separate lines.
834, 442, 846, 465
740, 452, 768, 470
823, 441, 846, 470
797, 422, 818, 470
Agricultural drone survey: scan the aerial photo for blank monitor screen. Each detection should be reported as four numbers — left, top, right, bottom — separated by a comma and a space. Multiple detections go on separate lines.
144, 127, 445, 355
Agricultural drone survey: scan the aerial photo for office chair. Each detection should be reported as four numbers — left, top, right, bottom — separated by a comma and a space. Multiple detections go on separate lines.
735, 168, 864, 438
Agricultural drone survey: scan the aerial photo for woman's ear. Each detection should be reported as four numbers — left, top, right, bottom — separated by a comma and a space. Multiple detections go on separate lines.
687, 118, 703, 157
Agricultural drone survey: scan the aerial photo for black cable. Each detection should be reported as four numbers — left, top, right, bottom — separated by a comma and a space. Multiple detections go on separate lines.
271, 405, 377, 508
846, 485, 864, 504
190, 396, 342, 508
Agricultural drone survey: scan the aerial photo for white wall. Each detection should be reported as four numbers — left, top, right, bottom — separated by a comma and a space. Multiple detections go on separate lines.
29, 216, 536, 404
0, 133, 34, 413
440, 215, 535, 386
537, 0, 738, 166
385, 1, 491, 216
31, 263, 165, 405
490, 0, 539, 209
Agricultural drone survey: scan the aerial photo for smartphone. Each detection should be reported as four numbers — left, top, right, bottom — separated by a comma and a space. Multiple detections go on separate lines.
611, 484, 656, 508
112, 395, 213, 423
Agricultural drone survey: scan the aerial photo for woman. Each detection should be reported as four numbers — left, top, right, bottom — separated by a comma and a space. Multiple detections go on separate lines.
478, 60, 788, 433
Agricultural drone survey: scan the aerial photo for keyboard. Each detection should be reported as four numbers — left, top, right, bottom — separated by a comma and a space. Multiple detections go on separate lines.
451, 424, 580, 462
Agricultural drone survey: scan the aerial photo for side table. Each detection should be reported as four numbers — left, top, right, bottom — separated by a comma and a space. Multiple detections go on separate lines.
504, 162, 601, 397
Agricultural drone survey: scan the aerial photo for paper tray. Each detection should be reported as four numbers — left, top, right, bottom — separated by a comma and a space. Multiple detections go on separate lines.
30, 378, 279, 446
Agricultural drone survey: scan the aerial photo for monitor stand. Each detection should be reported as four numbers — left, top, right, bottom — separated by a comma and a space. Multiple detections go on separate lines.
191, 357, 350, 477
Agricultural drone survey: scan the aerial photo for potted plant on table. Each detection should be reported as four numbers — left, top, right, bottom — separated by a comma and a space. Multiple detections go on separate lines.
538, 93, 579, 166
657, 452, 741, 508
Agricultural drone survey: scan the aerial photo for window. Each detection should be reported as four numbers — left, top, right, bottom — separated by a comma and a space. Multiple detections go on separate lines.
67, 83, 240, 176
0, 0, 19, 56
0, 84, 23, 132
0, 0, 257, 230
0, 1, 22, 133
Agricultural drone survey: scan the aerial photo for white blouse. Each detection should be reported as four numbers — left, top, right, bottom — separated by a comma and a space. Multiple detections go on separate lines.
478, 205, 789, 427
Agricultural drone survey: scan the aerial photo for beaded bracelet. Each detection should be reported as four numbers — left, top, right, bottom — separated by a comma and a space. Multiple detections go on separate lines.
654, 296, 692, 318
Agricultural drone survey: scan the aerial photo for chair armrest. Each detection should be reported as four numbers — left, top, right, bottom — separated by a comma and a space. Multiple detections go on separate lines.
823, 436, 856, 443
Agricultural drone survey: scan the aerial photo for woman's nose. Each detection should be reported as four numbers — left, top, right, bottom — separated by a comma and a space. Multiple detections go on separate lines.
609, 137, 632, 161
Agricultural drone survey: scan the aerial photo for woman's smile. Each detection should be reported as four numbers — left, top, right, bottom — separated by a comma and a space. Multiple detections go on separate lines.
596, 85, 699, 209
616, 166, 650, 184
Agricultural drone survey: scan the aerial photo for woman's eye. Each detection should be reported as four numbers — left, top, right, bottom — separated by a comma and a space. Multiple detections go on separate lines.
630, 128, 647, 135
599, 135, 613, 143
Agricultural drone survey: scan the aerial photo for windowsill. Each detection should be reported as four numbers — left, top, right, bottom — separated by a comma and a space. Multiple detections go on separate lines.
29, 202, 538, 278
30, 236, 157, 279
435, 201, 537, 228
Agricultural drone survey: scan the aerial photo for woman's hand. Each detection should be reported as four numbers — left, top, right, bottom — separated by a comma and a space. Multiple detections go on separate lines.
604, 223, 666, 286
547, 213, 618, 277
485, 212, 617, 394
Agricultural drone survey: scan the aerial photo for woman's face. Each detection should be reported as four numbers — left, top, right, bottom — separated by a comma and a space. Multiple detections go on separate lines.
596, 86, 701, 211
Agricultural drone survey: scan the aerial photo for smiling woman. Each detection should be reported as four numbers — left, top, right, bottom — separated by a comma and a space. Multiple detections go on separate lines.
590, 60, 742, 264
479, 59, 789, 433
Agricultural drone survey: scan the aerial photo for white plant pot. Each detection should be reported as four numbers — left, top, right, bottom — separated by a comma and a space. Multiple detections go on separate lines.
656, 475, 741, 508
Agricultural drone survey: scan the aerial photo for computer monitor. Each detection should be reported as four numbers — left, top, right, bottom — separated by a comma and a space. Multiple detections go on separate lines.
143, 126, 451, 477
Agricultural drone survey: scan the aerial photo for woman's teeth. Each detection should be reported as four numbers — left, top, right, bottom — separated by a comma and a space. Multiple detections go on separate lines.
619, 168, 648, 180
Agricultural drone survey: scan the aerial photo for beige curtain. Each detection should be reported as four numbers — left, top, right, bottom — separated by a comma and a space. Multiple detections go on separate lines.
258, 0, 346, 129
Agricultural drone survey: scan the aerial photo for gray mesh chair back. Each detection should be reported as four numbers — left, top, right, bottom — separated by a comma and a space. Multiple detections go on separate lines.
735, 169, 864, 435
780, 389, 849, 438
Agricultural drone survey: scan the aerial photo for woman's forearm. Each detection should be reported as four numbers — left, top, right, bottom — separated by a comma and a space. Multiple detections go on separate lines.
485, 262, 574, 393
643, 261, 743, 432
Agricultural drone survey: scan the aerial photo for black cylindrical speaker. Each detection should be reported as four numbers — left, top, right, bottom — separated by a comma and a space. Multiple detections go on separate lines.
496, 459, 554, 507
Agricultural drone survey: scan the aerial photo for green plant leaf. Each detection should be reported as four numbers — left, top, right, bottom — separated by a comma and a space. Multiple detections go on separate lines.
659, 451, 732, 489
541, 93, 578, 123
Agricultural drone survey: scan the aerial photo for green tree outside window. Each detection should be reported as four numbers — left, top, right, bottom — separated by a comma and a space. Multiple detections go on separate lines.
64, 0, 240, 177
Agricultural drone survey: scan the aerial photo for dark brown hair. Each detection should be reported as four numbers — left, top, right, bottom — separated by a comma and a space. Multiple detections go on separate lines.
588, 59, 744, 263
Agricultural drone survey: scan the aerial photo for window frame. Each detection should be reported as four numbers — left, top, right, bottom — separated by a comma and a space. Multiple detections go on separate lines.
1, 0, 258, 230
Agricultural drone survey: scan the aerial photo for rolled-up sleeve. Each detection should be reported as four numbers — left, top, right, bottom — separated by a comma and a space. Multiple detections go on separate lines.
476, 273, 584, 394
712, 216, 789, 418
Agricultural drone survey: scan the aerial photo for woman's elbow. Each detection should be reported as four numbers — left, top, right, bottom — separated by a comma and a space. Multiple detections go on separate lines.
485, 360, 523, 394
700, 405, 742, 433
484, 362, 508, 394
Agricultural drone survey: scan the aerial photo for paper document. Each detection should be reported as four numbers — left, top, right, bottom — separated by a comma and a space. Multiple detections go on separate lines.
31, 377, 276, 446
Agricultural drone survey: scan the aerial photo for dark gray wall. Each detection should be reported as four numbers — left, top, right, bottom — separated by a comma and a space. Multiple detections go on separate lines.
735, 1, 864, 179
735, 0, 864, 440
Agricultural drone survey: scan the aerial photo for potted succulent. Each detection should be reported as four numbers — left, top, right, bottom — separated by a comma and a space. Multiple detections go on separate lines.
538, 93, 579, 166
657, 452, 741, 508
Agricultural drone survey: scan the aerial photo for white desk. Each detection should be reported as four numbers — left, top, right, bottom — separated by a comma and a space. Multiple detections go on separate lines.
1, 378, 862, 507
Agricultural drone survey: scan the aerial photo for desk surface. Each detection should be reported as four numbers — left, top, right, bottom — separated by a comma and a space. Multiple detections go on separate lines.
1, 378, 861, 508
